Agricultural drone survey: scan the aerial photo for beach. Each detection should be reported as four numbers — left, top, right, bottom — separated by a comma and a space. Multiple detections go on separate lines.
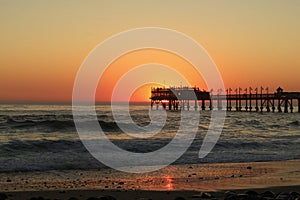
1, 159, 299, 199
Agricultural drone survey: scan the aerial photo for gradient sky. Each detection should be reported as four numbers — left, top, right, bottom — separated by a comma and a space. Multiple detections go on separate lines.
0, 0, 299, 102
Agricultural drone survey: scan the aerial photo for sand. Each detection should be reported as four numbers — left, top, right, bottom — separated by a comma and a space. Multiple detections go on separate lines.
0, 159, 299, 199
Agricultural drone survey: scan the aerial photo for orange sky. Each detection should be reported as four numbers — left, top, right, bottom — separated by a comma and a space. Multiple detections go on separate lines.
0, 1, 299, 102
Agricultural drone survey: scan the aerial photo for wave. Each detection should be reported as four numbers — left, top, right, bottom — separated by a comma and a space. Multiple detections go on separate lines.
0, 107, 299, 172
0, 137, 299, 172
0, 139, 104, 172
3, 117, 76, 132
7, 117, 74, 128
0, 138, 285, 155
0, 115, 126, 132
0, 115, 167, 133
287, 120, 300, 126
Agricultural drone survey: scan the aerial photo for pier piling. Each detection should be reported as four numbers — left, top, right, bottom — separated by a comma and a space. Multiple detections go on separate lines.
284, 99, 288, 113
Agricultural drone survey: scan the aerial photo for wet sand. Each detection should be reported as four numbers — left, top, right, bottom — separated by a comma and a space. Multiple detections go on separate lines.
0, 159, 299, 199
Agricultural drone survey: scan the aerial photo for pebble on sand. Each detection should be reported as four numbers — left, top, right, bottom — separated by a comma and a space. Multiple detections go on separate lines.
192, 192, 213, 199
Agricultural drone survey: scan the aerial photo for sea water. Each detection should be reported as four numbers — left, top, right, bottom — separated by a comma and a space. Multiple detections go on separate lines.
0, 104, 299, 172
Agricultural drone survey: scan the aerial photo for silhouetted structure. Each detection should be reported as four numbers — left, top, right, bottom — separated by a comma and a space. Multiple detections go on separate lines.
150, 87, 300, 113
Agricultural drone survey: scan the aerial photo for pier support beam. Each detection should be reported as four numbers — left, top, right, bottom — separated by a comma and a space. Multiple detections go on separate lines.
245, 96, 248, 111
284, 99, 288, 113
194, 100, 198, 111
226, 98, 229, 111
278, 106, 282, 112
266, 99, 270, 112
298, 99, 300, 113
249, 97, 252, 112
209, 99, 212, 110
266, 102, 270, 112
255, 94, 259, 112
201, 100, 205, 110
278, 99, 282, 113
272, 99, 275, 112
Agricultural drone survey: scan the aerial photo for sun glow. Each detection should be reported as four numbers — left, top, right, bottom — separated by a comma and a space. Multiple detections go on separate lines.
96, 49, 206, 102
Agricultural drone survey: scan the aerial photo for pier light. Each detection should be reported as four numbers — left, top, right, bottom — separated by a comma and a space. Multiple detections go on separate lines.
277, 87, 283, 93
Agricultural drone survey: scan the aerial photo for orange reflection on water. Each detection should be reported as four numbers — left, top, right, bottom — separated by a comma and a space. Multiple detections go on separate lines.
164, 175, 174, 190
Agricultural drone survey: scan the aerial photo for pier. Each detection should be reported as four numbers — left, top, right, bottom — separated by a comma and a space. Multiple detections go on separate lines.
150, 87, 300, 113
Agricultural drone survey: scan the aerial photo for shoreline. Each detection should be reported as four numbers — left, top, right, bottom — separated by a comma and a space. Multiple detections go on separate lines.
0, 159, 299, 199
3, 185, 300, 200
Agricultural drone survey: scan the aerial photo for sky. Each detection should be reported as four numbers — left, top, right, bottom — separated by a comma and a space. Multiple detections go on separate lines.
0, 0, 299, 102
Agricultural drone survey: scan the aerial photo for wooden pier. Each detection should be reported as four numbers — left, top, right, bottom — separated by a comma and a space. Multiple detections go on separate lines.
150, 87, 300, 113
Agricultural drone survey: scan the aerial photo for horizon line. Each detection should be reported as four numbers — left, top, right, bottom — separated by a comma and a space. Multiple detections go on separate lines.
0, 100, 151, 105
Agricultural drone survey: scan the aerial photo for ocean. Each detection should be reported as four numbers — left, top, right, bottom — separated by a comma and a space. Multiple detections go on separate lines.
0, 103, 299, 173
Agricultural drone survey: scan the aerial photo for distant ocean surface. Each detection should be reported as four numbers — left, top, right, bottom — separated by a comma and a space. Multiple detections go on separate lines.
0, 104, 299, 172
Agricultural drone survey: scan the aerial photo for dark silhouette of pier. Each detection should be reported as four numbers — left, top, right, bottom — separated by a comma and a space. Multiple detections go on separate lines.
150, 87, 300, 113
